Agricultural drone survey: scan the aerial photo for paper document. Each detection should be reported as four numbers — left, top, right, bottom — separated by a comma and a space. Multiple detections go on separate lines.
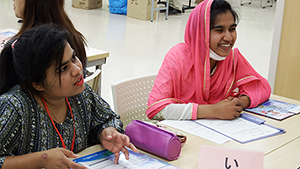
159, 120, 231, 144
73, 149, 180, 169
195, 116, 283, 143
0, 31, 16, 51
160, 113, 285, 144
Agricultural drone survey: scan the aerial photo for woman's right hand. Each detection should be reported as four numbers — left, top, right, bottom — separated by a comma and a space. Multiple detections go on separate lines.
197, 98, 243, 120
2, 148, 87, 169
42, 148, 87, 169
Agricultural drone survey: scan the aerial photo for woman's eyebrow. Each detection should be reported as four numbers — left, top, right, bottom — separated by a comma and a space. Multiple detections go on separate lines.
212, 23, 237, 29
212, 25, 224, 29
55, 50, 75, 71
231, 23, 237, 27
55, 60, 69, 71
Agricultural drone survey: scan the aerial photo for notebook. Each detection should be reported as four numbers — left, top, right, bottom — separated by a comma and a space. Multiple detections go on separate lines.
245, 99, 300, 120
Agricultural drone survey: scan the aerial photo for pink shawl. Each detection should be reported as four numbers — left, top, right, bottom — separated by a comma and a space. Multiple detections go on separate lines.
146, 0, 271, 119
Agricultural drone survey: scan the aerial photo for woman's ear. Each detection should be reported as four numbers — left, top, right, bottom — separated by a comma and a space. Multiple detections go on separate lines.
32, 82, 45, 92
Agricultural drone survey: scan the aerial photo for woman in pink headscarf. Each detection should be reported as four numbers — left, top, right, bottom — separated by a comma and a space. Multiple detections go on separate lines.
146, 0, 271, 120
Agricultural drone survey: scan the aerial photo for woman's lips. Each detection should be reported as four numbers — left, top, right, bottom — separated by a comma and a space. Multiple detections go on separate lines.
75, 75, 84, 86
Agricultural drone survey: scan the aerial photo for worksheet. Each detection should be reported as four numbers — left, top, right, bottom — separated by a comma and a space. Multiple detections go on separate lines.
73, 149, 180, 169
160, 113, 285, 144
159, 120, 231, 144
194, 116, 284, 143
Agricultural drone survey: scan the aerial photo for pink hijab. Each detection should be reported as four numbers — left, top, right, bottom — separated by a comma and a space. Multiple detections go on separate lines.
146, 0, 271, 119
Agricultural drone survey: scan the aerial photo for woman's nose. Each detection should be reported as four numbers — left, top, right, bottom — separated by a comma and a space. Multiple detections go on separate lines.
71, 62, 82, 76
223, 31, 233, 41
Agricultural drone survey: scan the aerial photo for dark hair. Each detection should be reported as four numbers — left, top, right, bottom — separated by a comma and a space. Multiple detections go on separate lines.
13, 0, 87, 68
0, 24, 71, 95
210, 0, 239, 29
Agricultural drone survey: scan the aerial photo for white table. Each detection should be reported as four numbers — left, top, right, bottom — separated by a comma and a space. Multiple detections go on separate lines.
77, 94, 300, 169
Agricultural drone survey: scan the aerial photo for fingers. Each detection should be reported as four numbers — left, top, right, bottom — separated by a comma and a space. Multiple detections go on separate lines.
62, 149, 79, 158
117, 133, 132, 148
114, 134, 137, 162
234, 104, 242, 118
226, 96, 234, 101
121, 134, 131, 146
61, 149, 86, 169
128, 143, 138, 153
114, 152, 120, 164
225, 98, 242, 119
119, 146, 130, 160
102, 128, 138, 163
234, 111, 241, 118
65, 159, 87, 169
113, 145, 131, 163
232, 98, 244, 114
235, 105, 243, 112
232, 98, 243, 107
118, 134, 137, 161
42, 148, 86, 169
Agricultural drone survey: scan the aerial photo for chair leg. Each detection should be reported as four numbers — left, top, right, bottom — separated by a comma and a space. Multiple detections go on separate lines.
240, 0, 252, 6
261, 0, 273, 9
165, 0, 169, 20
151, 0, 154, 22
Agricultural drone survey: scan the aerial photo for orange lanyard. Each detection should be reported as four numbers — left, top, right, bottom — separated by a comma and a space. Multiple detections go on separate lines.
40, 96, 75, 151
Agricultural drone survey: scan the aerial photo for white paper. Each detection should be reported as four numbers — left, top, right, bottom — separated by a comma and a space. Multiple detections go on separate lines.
74, 149, 180, 169
195, 118, 280, 143
159, 120, 231, 144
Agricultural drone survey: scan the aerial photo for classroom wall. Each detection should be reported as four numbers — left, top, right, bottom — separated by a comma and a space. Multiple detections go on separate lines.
271, 0, 300, 101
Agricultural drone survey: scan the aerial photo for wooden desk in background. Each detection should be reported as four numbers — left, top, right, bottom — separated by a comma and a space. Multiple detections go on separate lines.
0, 28, 109, 96
77, 94, 300, 169
85, 47, 109, 95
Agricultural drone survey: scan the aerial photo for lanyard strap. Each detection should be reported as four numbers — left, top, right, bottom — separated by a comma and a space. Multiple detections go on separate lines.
40, 96, 75, 151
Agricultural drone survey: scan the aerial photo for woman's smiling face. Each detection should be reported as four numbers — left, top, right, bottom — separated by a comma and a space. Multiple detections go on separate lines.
209, 10, 237, 57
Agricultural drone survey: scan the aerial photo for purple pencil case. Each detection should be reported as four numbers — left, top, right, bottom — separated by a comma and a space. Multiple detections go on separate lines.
125, 120, 181, 160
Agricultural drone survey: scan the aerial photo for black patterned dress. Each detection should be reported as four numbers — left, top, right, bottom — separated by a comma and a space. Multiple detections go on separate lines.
0, 84, 124, 167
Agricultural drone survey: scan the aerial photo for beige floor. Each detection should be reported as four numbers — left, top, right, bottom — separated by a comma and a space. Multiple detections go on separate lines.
0, 0, 276, 110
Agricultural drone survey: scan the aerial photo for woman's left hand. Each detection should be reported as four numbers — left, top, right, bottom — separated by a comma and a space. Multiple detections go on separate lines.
227, 95, 250, 109
100, 127, 137, 164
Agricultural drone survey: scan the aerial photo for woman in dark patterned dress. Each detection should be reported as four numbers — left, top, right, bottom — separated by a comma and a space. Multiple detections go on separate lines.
0, 24, 137, 169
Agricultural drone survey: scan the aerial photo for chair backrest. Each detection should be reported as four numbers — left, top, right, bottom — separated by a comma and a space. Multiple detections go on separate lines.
84, 69, 101, 93
111, 74, 157, 128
